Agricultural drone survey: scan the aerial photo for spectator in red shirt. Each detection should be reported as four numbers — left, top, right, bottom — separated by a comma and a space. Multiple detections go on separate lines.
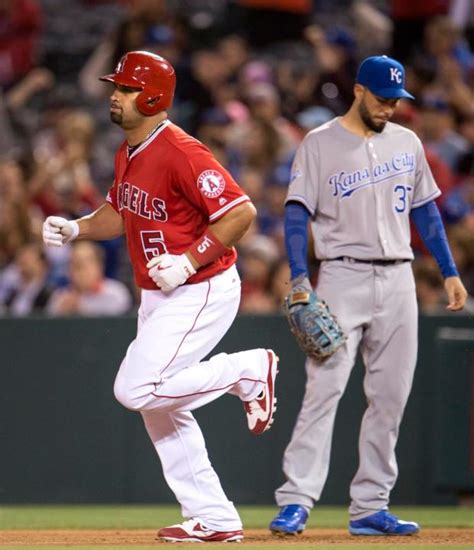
0, 0, 42, 89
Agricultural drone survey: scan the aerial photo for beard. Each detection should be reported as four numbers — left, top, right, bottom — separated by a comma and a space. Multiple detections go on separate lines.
358, 100, 386, 133
110, 111, 123, 125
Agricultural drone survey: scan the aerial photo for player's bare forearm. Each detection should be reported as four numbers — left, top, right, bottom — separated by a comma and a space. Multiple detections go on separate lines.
444, 276, 468, 311
76, 203, 125, 241
209, 202, 257, 247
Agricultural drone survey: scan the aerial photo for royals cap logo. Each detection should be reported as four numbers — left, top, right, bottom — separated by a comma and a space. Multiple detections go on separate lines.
356, 55, 414, 100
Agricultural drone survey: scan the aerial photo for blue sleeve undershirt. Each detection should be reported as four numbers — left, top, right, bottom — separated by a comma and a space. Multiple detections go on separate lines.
284, 201, 310, 280
410, 200, 459, 278
285, 200, 458, 280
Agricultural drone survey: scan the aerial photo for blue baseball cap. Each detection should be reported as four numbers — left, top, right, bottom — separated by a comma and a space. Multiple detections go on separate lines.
356, 55, 414, 99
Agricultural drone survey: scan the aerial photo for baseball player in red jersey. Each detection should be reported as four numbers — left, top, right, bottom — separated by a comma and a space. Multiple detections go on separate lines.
42, 51, 279, 543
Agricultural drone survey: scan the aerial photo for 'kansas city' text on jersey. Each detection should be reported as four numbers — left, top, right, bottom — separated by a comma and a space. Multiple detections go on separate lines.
286, 118, 441, 260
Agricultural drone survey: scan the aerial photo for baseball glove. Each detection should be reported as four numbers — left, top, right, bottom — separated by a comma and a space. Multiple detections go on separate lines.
284, 276, 346, 361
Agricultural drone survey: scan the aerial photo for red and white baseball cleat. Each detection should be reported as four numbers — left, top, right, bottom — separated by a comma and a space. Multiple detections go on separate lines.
243, 350, 279, 435
157, 518, 243, 542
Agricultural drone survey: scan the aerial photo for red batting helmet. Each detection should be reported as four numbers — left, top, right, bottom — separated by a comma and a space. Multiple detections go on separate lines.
100, 51, 176, 116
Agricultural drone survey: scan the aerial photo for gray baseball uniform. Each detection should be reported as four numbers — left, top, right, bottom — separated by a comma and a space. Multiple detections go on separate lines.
275, 118, 440, 518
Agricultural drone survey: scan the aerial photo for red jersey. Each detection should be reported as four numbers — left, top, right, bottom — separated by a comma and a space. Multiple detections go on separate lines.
106, 120, 250, 290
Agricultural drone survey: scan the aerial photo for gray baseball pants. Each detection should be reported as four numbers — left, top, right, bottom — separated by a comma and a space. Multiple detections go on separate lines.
275, 259, 418, 519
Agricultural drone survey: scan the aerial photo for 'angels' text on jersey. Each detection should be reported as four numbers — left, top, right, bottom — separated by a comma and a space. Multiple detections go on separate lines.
117, 181, 168, 222
106, 121, 250, 289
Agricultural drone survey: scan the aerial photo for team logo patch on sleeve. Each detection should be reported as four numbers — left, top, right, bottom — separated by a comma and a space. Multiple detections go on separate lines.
197, 170, 226, 198
291, 164, 302, 182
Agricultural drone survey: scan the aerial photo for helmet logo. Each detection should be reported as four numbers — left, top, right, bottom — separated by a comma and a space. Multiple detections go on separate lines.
197, 170, 225, 198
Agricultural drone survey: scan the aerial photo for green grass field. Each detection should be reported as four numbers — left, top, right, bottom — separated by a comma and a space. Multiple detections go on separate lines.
0, 505, 473, 550
1, 505, 474, 529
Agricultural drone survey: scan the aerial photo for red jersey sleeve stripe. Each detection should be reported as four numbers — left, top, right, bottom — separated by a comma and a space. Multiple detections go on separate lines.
208, 195, 251, 222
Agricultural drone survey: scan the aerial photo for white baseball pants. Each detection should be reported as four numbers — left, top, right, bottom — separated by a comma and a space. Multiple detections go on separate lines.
114, 265, 269, 530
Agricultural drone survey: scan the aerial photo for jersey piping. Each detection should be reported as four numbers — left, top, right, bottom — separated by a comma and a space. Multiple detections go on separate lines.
128, 119, 172, 160
411, 189, 441, 208
209, 195, 250, 222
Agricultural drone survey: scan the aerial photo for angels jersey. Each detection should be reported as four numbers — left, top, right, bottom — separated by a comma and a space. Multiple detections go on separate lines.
106, 120, 250, 290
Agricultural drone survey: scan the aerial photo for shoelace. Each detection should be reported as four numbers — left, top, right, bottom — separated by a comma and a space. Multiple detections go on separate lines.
380, 512, 400, 529
283, 509, 304, 518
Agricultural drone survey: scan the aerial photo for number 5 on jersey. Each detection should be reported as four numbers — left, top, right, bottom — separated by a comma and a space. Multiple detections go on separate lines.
141, 230, 168, 262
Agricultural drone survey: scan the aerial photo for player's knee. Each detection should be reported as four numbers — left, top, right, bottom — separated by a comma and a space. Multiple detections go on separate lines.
113, 375, 143, 411
367, 389, 409, 424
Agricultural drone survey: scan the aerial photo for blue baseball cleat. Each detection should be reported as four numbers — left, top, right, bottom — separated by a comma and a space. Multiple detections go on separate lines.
349, 510, 420, 536
269, 504, 309, 535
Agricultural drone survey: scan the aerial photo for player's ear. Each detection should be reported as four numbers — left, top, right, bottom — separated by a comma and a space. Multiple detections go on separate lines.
353, 84, 365, 100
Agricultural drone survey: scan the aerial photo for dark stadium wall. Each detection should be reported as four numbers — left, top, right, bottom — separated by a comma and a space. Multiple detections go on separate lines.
0, 315, 472, 504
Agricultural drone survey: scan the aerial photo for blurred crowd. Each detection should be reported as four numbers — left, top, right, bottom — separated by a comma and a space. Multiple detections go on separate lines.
0, 0, 473, 317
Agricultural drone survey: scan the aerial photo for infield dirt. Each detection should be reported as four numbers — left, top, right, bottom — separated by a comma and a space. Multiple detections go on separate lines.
1, 528, 473, 546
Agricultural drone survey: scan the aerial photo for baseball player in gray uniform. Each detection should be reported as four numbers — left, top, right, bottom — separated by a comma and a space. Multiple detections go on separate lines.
270, 55, 468, 536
